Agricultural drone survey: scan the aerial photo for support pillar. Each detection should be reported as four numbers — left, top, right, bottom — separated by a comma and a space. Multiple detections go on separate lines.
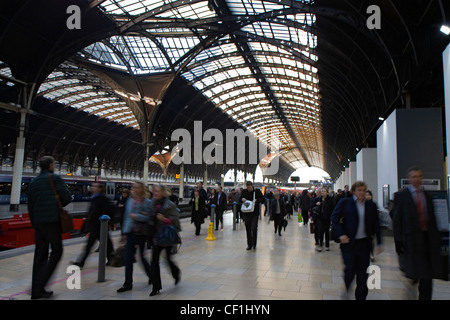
179, 162, 184, 200
143, 143, 150, 186
10, 84, 35, 212
203, 165, 208, 190
10, 111, 26, 212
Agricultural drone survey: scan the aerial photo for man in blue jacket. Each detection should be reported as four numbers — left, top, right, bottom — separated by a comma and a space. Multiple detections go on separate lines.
331, 181, 382, 300
28, 156, 72, 299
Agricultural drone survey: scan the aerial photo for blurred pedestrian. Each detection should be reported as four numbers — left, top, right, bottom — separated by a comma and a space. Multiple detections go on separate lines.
117, 181, 152, 293
391, 166, 446, 300
71, 182, 115, 269
150, 184, 181, 296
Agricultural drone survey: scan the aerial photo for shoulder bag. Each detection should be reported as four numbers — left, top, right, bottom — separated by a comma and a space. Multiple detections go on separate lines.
48, 174, 73, 234
241, 191, 255, 213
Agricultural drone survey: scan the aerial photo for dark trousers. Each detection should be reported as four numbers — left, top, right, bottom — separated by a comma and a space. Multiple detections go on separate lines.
314, 218, 330, 247
215, 208, 224, 230
417, 231, 433, 300
301, 209, 309, 225
244, 213, 259, 248
124, 233, 152, 287
78, 227, 114, 266
273, 214, 283, 235
341, 238, 371, 300
151, 245, 180, 292
192, 211, 204, 235
418, 278, 433, 300
32, 222, 63, 294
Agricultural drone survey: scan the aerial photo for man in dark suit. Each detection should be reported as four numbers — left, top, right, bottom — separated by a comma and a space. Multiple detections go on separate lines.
391, 166, 445, 300
241, 181, 265, 250
331, 181, 382, 300
214, 186, 227, 230
270, 190, 286, 236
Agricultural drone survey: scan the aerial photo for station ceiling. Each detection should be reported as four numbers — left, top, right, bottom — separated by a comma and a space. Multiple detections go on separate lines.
0, 0, 449, 181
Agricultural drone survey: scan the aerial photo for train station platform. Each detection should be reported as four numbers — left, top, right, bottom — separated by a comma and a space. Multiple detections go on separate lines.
1, 210, 449, 302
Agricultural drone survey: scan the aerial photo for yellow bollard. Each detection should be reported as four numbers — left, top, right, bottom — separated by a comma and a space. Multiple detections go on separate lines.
205, 222, 216, 241
206, 204, 216, 241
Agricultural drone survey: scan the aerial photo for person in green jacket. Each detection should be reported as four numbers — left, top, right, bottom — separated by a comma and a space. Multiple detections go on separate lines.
27, 156, 72, 299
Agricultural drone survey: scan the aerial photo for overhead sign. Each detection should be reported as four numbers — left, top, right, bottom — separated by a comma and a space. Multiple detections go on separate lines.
400, 179, 440, 191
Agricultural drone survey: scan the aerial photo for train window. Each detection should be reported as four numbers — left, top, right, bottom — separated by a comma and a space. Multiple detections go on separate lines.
0, 183, 12, 195
21, 182, 29, 194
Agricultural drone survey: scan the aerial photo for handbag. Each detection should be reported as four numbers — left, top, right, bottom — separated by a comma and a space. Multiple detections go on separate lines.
241, 191, 255, 213
309, 221, 315, 234
48, 174, 73, 234
156, 224, 181, 247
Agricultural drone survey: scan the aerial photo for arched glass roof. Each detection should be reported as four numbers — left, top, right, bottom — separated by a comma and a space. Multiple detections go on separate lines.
37, 62, 139, 128
36, 0, 323, 170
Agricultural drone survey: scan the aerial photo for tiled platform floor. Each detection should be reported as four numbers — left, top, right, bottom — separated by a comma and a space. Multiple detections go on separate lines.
1, 210, 449, 300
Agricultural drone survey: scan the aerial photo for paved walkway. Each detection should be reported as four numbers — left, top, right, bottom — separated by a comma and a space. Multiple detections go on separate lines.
1, 210, 449, 300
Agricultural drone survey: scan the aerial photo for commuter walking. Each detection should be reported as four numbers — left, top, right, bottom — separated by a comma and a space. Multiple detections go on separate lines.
214, 185, 227, 230
391, 166, 446, 300
270, 190, 286, 236
331, 181, 382, 300
240, 181, 265, 250
311, 189, 322, 247
299, 189, 311, 225
191, 181, 207, 204
207, 188, 216, 219
71, 182, 115, 269
264, 188, 273, 216
116, 188, 130, 231
150, 185, 181, 296
365, 190, 377, 262
116, 181, 152, 293
190, 189, 206, 235
236, 187, 243, 223
313, 189, 335, 252
28, 156, 72, 299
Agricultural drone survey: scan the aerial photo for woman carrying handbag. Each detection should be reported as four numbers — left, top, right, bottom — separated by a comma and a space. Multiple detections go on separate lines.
149, 184, 181, 296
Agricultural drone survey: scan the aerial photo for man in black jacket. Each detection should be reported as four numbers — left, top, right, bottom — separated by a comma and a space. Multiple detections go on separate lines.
270, 190, 286, 236
28, 156, 72, 299
214, 186, 227, 230
240, 181, 265, 250
71, 183, 115, 268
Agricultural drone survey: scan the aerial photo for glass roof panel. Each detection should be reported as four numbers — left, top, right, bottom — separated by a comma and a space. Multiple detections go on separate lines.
45, 0, 324, 170
37, 63, 139, 129
156, 1, 216, 19
100, 0, 170, 16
